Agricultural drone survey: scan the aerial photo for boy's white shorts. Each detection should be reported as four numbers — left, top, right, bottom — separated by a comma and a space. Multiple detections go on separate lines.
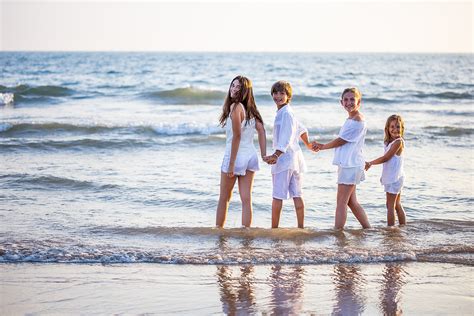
272, 169, 303, 200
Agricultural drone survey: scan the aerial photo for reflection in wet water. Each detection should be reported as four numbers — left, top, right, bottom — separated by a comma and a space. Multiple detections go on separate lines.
213, 232, 411, 315
216, 265, 257, 315
379, 263, 407, 315
216, 235, 257, 314
332, 264, 366, 316
268, 265, 305, 315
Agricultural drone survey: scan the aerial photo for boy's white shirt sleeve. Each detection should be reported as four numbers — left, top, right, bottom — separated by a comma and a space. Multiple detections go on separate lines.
275, 112, 295, 153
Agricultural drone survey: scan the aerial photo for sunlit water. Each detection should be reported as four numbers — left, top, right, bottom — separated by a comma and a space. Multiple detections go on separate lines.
1, 52, 473, 265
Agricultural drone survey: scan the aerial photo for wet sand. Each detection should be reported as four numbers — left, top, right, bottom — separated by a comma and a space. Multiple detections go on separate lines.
1, 262, 472, 314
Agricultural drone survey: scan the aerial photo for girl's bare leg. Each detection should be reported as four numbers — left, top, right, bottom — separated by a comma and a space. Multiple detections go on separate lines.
238, 171, 255, 227
293, 197, 305, 228
272, 198, 283, 228
216, 172, 237, 228
335, 184, 354, 229
395, 193, 406, 225
348, 188, 371, 228
386, 192, 398, 226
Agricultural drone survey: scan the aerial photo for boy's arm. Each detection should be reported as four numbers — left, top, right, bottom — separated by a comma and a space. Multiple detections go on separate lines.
297, 121, 312, 150
265, 113, 294, 164
274, 112, 295, 155
366, 139, 402, 170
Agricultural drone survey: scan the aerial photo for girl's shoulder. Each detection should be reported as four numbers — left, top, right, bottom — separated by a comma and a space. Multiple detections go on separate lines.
347, 111, 364, 121
344, 117, 366, 128
230, 102, 244, 112
386, 138, 405, 150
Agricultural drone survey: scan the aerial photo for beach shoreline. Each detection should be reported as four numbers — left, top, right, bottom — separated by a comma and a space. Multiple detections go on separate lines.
1, 262, 472, 314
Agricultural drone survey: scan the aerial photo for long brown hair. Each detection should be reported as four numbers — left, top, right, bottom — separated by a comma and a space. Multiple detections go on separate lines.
384, 114, 405, 145
219, 75, 263, 127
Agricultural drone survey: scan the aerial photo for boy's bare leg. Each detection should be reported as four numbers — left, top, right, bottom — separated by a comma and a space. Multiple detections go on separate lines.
238, 171, 255, 227
395, 193, 406, 225
348, 188, 371, 228
216, 172, 237, 228
272, 198, 283, 228
293, 197, 305, 228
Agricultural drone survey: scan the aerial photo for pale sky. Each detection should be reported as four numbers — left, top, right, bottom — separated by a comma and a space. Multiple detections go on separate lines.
1, 0, 472, 52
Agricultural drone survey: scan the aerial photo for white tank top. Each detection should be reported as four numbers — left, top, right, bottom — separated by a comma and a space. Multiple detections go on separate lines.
224, 103, 257, 154
381, 138, 405, 184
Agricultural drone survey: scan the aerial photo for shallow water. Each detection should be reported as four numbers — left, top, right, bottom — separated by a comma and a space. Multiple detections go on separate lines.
1, 52, 473, 266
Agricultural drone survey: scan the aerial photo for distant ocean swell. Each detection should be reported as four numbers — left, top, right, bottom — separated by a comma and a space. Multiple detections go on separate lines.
0, 125, 470, 152
0, 221, 472, 265
0, 122, 223, 136
2, 122, 471, 139
0, 174, 118, 191
0, 84, 75, 97
2, 84, 472, 106
143, 87, 226, 105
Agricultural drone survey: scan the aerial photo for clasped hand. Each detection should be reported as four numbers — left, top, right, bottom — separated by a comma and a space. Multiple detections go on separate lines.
310, 141, 323, 152
262, 155, 277, 165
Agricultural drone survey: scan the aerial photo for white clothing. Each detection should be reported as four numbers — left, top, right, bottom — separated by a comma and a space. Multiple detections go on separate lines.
272, 170, 303, 200
337, 166, 366, 185
271, 104, 307, 174
384, 176, 404, 194
333, 119, 367, 168
221, 103, 259, 176
381, 138, 405, 185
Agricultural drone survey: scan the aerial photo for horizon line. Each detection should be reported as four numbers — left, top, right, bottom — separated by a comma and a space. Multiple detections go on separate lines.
1, 50, 472, 54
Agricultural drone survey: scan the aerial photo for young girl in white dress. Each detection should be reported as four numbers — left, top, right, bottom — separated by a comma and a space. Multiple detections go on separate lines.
312, 87, 371, 229
216, 76, 267, 228
365, 114, 406, 226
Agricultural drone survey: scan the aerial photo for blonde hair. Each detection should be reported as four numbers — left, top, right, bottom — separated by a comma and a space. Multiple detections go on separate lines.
384, 114, 405, 144
219, 75, 263, 127
271, 80, 292, 102
341, 87, 362, 100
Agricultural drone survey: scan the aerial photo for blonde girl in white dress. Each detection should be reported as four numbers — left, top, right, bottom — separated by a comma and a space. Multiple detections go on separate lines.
216, 76, 267, 228
365, 115, 407, 226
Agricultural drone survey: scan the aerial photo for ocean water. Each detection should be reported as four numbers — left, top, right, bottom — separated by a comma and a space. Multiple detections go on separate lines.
0, 52, 473, 266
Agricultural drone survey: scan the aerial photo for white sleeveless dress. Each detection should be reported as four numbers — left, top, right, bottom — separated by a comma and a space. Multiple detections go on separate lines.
381, 138, 405, 194
221, 104, 259, 176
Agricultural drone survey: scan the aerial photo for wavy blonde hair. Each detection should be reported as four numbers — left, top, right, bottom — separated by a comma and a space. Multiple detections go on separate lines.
341, 87, 362, 100
384, 114, 405, 145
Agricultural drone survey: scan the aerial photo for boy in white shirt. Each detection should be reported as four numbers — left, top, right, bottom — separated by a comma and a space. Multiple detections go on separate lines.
264, 81, 313, 228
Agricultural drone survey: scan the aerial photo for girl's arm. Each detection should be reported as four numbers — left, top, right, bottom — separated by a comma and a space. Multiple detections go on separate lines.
228, 104, 244, 176
255, 120, 267, 158
319, 137, 347, 150
366, 139, 403, 170
300, 132, 313, 150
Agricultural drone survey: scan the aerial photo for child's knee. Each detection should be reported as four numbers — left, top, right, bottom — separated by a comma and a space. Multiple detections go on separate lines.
293, 197, 304, 207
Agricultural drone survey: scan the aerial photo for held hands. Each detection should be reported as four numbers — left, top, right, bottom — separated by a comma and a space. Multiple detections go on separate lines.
263, 154, 277, 165
311, 141, 323, 153
365, 161, 372, 171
